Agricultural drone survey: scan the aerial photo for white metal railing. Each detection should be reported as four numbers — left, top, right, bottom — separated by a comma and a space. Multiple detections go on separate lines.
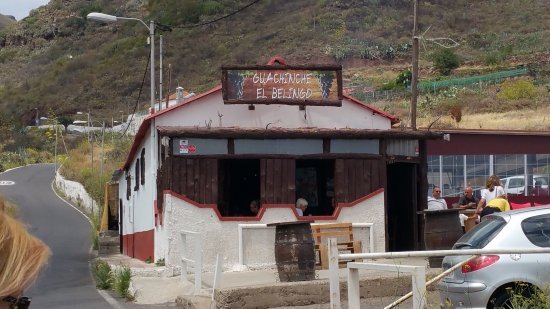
180, 230, 202, 293
348, 262, 426, 308
327, 238, 550, 309
237, 222, 374, 266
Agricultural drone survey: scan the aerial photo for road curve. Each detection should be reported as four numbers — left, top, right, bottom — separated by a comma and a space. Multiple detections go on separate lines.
0, 164, 112, 308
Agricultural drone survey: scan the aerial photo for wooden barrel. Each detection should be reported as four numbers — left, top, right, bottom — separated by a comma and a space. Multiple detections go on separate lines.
422, 209, 463, 268
268, 221, 315, 282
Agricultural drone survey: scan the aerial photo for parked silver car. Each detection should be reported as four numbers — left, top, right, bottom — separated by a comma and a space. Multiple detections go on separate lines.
438, 206, 550, 308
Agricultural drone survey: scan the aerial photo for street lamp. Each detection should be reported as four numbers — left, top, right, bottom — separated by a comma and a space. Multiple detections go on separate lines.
87, 12, 159, 204
87, 12, 155, 113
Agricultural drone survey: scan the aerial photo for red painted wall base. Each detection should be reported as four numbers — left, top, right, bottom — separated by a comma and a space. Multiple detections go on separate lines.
122, 229, 154, 262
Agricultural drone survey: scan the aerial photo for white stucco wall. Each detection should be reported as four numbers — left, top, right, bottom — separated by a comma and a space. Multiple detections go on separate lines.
156, 92, 391, 130
119, 127, 156, 237
119, 87, 395, 262
55, 171, 98, 214
157, 190, 386, 272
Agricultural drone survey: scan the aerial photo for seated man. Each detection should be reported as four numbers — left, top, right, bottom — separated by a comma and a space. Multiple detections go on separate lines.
248, 200, 260, 216
427, 186, 447, 210
295, 198, 308, 216
458, 186, 479, 209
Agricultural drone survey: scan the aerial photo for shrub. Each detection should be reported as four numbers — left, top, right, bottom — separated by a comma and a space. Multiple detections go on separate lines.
112, 264, 133, 300
497, 80, 537, 100
91, 259, 112, 290
506, 283, 550, 308
379, 80, 398, 91
432, 48, 460, 75
395, 69, 412, 88
155, 258, 166, 266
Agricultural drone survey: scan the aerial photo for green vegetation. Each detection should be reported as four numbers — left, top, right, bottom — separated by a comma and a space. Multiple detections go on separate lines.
60, 136, 132, 206
92, 259, 134, 300
112, 264, 134, 300
503, 283, 550, 308
432, 48, 460, 76
497, 80, 538, 100
0, 0, 547, 123
91, 260, 135, 300
92, 259, 112, 290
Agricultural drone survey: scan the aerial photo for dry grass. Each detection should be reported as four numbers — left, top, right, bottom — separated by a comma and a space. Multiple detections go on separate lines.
417, 106, 550, 131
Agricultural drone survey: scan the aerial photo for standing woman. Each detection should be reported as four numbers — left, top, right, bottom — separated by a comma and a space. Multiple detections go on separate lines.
1, 209, 51, 309
476, 175, 506, 216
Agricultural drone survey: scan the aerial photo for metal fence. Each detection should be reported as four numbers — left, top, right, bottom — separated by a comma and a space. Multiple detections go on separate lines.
327, 239, 550, 309
352, 67, 530, 103
417, 67, 529, 92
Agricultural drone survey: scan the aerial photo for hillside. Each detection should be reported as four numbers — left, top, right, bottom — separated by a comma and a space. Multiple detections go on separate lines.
0, 0, 548, 128
0, 14, 16, 28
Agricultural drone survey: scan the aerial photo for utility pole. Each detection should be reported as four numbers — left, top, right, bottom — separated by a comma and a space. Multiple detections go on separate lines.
159, 35, 163, 111
54, 120, 58, 175
100, 122, 105, 206
410, 0, 419, 130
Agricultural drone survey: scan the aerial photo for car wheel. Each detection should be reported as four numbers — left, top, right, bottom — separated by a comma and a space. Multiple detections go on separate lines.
488, 285, 536, 309
489, 291, 514, 309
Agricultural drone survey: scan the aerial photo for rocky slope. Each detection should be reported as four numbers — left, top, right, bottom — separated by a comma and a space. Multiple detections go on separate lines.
0, 0, 548, 126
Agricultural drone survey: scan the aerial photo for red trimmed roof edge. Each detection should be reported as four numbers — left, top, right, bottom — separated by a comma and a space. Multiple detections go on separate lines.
163, 188, 383, 221
119, 85, 399, 172
121, 85, 222, 170
343, 93, 399, 125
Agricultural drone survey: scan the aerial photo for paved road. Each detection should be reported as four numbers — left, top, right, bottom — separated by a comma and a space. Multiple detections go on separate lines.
0, 164, 113, 308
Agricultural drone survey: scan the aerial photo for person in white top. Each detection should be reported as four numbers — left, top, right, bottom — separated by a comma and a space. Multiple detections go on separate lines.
476, 175, 507, 215
427, 186, 448, 210
295, 198, 308, 216
428, 186, 470, 232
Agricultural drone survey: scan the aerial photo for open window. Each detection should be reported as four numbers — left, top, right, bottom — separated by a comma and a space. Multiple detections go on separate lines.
296, 159, 335, 216
218, 159, 260, 216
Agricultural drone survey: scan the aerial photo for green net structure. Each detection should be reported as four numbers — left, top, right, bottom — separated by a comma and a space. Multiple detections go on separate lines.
417, 67, 529, 91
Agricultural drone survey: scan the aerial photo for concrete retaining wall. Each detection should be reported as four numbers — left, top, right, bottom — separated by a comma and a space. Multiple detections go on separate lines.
54, 171, 99, 215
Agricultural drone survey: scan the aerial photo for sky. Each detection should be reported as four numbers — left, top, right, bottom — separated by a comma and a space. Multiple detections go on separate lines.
0, 0, 50, 21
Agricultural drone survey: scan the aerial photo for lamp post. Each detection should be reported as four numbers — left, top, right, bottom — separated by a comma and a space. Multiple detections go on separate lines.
87, 12, 158, 208
87, 12, 155, 113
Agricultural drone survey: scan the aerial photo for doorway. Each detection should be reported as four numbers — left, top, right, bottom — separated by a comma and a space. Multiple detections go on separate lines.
218, 159, 260, 216
386, 162, 418, 251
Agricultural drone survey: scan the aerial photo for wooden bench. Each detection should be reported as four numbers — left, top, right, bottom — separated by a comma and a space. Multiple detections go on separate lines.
311, 223, 362, 269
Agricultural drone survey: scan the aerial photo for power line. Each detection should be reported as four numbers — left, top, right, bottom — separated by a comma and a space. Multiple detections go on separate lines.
119, 51, 150, 138
156, 0, 261, 30
119, 0, 262, 137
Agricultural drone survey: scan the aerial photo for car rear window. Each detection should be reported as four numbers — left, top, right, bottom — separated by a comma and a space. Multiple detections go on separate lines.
452, 216, 506, 249
521, 214, 550, 247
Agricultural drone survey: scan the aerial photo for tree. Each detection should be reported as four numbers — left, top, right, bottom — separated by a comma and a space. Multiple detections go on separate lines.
57, 115, 73, 133
432, 48, 460, 75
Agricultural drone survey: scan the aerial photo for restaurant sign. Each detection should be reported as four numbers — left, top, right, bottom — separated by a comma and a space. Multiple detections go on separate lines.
222, 65, 342, 106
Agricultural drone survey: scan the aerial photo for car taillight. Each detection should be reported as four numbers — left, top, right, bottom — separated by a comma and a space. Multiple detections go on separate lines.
461, 255, 500, 273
